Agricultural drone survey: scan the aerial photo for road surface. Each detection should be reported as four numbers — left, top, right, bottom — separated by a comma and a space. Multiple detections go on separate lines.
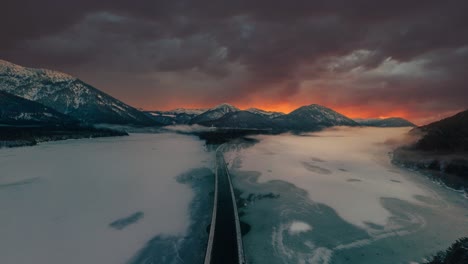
204, 148, 245, 264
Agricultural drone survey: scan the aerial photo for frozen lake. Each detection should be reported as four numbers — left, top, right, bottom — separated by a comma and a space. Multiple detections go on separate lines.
226, 127, 468, 264
0, 133, 213, 264
1, 128, 467, 264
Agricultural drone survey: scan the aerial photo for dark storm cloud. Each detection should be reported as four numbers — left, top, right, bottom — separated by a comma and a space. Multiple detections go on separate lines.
1, 0, 468, 123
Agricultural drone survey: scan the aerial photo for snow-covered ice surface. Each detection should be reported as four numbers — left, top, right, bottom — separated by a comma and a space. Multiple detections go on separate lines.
289, 221, 313, 234
227, 127, 468, 264
0, 133, 214, 264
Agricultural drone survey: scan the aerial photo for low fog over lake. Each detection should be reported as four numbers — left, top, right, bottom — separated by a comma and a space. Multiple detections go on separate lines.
226, 127, 468, 264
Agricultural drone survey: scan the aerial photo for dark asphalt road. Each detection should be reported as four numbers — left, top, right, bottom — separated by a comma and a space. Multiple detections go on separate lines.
205, 151, 244, 264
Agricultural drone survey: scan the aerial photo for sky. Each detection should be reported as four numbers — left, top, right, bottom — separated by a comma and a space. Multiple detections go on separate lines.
1, 1, 468, 125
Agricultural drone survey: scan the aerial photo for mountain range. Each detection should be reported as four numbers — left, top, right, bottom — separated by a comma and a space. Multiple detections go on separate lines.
0, 59, 415, 133
153, 104, 414, 131
179, 103, 361, 131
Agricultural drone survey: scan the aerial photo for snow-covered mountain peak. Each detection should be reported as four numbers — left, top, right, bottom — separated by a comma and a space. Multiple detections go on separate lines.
189, 103, 239, 124
246, 108, 285, 118
0, 59, 33, 77
212, 103, 239, 112
285, 104, 358, 127
0, 59, 156, 125
295, 104, 339, 115
303, 104, 330, 111
36, 68, 75, 82
0, 59, 75, 82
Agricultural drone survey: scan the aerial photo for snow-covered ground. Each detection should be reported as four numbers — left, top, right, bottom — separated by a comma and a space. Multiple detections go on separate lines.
227, 127, 468, 264
0, 133, 212, 264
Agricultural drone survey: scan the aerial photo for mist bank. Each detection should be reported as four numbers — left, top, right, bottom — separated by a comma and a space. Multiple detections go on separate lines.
225, 127, 468, 263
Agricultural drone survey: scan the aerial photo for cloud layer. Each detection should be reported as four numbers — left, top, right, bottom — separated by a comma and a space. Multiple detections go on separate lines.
2, 0, 468, 124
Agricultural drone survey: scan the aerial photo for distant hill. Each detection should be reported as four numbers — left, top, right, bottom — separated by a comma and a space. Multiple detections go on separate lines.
145, 108, 209, 125
145, 111, 193, 125
245, 108, 285, 119
392, 109, 468, 191
354, 117, 415, 127
273, 104, 358, 131
201, 111, 275, 129
0, 90, 77, 126
164, 108, 209, 116
0, 59, 158, 126
189, 103, 239, 125
412, 109, 468, 152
